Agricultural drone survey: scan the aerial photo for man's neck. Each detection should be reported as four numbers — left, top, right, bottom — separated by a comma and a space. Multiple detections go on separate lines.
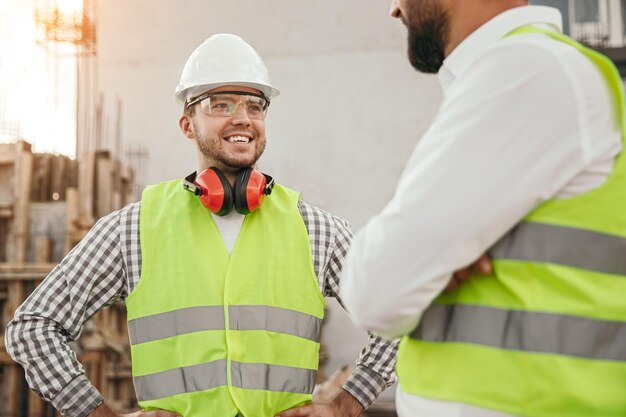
444, 0, 527, 56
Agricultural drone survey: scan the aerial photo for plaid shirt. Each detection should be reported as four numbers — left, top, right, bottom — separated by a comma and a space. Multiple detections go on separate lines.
6, 197, 398, 417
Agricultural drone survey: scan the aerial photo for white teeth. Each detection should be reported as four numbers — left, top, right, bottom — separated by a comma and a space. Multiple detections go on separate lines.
227, 136, 250, 143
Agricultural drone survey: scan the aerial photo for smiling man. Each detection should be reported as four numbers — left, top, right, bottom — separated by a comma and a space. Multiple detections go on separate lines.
6, 34, 398, 417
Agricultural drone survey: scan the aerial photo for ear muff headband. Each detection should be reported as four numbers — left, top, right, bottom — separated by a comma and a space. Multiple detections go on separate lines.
234, 168, 253, 214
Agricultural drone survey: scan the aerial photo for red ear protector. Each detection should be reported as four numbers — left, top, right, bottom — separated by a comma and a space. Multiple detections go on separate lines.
183, 167, 275, 215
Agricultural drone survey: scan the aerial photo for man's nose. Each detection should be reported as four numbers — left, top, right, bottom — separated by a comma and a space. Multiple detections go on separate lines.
389, 0, 401, 18
230, 103, 252, 125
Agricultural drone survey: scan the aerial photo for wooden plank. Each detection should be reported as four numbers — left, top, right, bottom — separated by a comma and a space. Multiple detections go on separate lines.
2, 281, 25, 329
13, 144, 33, 263
0, 263, 55, 281
0, 263, 55, 272
29, 389, 45, 417
79, 350, 104, 391
113, 159, 121, 192
112, 159, 122, 209
0, 217, 8, 263
4, 364, 21, 417
118, 163, 133, 207
0, 273, 50, 281
0, 269, 52, 280
0, 204, 12, 218
35, 236, 52, 263
65, 187, 79, 253
68, 157, 79, 189
119, 378, 132, 407
96, 156, 113, 218
41, 155, 52, 202
0, 351, 14, 364
78, 152, 95, 226
30, 154, 41, 202
0, 143, 16, 164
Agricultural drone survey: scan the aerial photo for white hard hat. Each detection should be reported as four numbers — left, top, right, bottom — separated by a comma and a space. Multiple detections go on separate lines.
175, 33, 280, 105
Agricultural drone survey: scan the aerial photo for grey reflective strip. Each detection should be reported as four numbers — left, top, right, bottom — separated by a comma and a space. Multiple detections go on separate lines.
412, 304, 626, 361
128, 306, 225, 345
231, 361, 316, 394
134, 359, 227, 401
229, 305, 322, 341
491, 221, 626, 276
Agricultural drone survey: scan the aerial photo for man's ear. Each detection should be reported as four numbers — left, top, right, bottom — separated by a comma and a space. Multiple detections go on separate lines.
179, 114, 195, 139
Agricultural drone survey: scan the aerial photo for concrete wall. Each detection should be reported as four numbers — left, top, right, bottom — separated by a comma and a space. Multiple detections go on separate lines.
92, 0, 443, 399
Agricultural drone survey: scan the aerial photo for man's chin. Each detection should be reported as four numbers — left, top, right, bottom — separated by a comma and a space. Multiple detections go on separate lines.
220, 158, 260, 171
408, 53, 443, 74
407, 32, 445, 74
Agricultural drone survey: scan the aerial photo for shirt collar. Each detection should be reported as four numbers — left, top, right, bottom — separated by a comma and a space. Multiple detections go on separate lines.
438, 5, 563, 92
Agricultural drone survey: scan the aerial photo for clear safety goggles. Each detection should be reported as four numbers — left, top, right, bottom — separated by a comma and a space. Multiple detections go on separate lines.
186, 91, 270, 120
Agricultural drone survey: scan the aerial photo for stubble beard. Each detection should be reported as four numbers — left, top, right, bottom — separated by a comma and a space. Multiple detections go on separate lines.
405, 1, 450, 74
193, 121, 266, 173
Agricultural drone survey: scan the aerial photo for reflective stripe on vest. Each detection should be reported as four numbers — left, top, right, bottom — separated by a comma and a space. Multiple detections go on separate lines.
128, 304, 322, 399
135, 359, 228, 401
128, 306, 225, 345
129, 181, 325, 417
230, 362, 316, 394
128, 305, 322, 345
396, 26, 626, 417
491, 221, 626, 276
134, 360, 317, 401
413, 304, 626, 361
228, 305, 322, 341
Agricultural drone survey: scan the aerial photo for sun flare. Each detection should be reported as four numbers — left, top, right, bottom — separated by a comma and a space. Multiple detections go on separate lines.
54, 0, 83, 17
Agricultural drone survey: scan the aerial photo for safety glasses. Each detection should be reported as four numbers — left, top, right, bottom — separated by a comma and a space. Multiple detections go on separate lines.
186, 91, 270, 120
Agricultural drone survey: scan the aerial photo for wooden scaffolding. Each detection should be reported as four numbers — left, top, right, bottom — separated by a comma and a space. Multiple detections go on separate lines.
0, 140, 135, 416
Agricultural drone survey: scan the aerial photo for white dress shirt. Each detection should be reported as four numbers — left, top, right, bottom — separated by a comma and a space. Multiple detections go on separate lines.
341, 5, 622, 417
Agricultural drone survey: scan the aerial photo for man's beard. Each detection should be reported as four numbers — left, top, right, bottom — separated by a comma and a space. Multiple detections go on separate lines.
193, 123, 265, 172
405, 1, 449, 74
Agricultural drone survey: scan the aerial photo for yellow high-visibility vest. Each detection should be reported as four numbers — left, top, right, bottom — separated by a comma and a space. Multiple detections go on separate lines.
127, 180, 325, 417
397, 27, 626, 417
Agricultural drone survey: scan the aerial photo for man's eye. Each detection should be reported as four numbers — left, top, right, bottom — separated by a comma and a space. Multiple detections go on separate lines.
212, 102, 230, 110
247, 104, 263, 113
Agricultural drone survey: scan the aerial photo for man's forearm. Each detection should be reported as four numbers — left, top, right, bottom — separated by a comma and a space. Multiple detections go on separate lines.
331, 389, 365, 417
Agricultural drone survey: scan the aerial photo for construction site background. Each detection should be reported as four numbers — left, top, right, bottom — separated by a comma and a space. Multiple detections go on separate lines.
0, 140, 135, 415
0, 140, 393, 416
2, 0, 626, 416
